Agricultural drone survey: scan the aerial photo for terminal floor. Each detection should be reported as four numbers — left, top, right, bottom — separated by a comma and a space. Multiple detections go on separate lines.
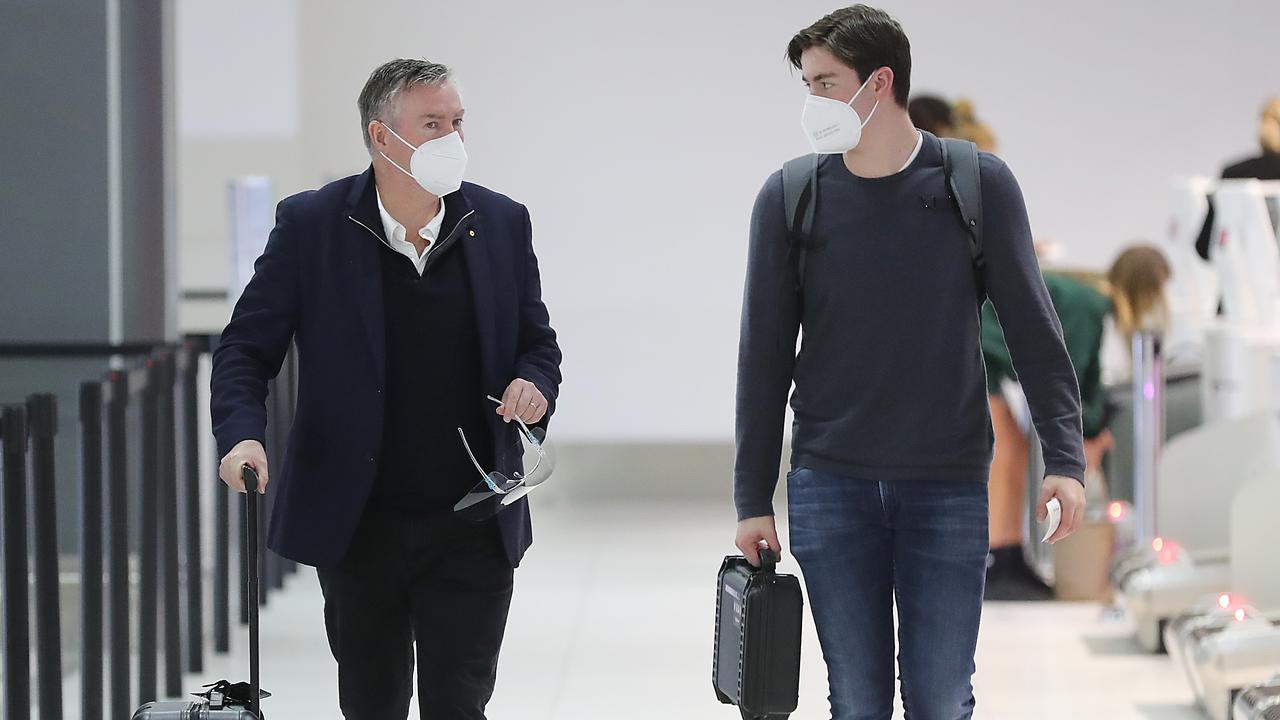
58, 499, 1208, 719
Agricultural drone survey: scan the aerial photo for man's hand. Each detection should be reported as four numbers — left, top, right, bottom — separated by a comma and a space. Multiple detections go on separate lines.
219, 439, 268, 494
1037, 474, 1085, 544
736, 515, 782, 568
497, 378, 548, 425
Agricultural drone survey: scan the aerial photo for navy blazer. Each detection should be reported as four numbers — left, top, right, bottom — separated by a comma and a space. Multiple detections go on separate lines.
211, 167, 562, 568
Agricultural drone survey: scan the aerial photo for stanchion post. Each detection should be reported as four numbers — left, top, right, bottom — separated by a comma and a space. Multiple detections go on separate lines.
137, 360, 159, 705
2, 405, 32, 720
180, 340, 204, 670
79, 383, 105, 720
157, 352, 183, 698
214, 474, 230, 652
1131, 330, 1166, 548
104, 371, 131, 720
27, 393, 63, 720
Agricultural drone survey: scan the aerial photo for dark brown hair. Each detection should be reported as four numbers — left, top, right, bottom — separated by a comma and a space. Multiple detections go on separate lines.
908, 95, 953, 136
787, 5, 912, 106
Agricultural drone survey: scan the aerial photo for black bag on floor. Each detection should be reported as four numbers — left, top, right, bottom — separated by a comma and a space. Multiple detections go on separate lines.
713, 548, 803, 719
132, 467, 270, 719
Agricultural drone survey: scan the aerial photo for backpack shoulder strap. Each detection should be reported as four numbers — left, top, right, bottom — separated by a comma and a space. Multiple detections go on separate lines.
781, 153, 820, 287
941, 137, 986, 297
940, 137, 984, 266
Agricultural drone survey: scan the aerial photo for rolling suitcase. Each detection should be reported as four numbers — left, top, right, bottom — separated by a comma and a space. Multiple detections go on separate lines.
713, 548, 803, 719
132, 466, 270, 719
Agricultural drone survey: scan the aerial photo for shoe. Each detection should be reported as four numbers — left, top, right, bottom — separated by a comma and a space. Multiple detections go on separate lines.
984, 546, 1055, 602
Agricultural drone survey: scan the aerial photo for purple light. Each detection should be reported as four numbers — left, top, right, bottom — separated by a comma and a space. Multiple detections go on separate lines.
1144, 382, 1155, 400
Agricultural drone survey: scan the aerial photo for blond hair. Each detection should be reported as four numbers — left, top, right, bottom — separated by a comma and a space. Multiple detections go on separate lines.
1261, 97, 1280, 154
953, 99, 998, 153
1106, 245, 1171, 337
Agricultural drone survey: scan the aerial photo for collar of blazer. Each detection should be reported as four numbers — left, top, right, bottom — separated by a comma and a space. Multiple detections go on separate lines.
341, 165, 496, 392
345, 165, 477, 245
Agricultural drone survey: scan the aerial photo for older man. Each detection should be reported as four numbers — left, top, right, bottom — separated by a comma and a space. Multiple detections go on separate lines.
211, 59, 562, 719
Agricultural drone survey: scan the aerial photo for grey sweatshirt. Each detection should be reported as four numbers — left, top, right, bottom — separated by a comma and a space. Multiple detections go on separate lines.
734, 132, 1085, 521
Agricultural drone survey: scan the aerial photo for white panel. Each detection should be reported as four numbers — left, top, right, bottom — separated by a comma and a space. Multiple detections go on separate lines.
1157, 413, 1276, 559
227, 176, 275, 302
1231, 467, 1280, 611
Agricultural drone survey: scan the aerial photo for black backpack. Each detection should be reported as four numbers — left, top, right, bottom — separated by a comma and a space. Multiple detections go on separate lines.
780, 137, 986, 298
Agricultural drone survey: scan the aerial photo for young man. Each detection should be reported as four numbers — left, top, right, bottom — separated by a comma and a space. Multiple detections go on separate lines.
733, 6, 1086, 718
212, 59, 561, 719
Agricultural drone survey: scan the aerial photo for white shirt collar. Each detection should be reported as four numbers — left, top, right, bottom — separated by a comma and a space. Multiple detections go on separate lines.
899, 131, 924, 173
375, 189, 446, 276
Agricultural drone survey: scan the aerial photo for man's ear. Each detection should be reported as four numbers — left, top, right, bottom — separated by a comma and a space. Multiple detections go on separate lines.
876, 67, 895, 97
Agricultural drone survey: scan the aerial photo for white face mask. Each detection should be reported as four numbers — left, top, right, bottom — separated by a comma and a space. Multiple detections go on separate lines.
377, 122, 468, 197
800, 74, 880, 154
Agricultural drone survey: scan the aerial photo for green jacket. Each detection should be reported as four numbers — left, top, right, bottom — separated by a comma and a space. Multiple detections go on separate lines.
982, 273, 1112, 437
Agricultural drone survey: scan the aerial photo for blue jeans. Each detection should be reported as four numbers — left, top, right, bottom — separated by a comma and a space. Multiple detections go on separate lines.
787, 466, 989, 720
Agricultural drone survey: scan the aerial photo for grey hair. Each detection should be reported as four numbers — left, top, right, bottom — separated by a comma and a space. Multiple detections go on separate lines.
358, 58, 455, 152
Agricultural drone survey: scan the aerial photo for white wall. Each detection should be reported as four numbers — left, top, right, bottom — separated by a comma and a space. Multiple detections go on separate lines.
176, 0, 299, 139
177, 0, 1280, 441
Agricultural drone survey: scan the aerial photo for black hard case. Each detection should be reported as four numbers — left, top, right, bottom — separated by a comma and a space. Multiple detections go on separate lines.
713, 549, 803, 719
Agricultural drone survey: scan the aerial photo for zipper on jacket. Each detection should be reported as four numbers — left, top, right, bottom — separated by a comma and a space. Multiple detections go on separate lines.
347, 208, 478, 275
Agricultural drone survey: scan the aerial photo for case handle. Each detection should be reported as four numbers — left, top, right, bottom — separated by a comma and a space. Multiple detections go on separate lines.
756, 547, 778, 573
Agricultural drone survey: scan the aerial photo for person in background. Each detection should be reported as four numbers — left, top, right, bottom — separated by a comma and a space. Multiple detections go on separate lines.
908, 94, 997, 154
904, 96, 1116, 599
1222, 97, 1280, 179
1196, 98, 1280, 259
907, 94, 955, 138
905, 96, 1051, 597
952, 98, 998, 153
907, 94, 995, 154
981, 245, 1171, 600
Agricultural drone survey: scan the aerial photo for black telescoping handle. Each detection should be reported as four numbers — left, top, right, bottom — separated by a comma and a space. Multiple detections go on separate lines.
242, 465, 262, 718
757, 547, 778, 573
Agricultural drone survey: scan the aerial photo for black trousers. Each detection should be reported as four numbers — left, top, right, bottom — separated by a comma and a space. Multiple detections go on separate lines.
316, 508, 514, 720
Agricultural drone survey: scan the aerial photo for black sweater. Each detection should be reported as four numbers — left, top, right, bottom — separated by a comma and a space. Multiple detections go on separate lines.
366, 221, 494, 512
734, 132, 1085, 520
